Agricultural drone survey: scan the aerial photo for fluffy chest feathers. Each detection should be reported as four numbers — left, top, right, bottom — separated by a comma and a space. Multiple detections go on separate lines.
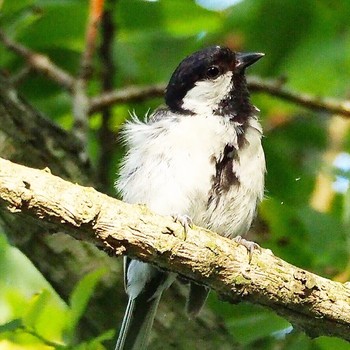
117, 112, 265, 238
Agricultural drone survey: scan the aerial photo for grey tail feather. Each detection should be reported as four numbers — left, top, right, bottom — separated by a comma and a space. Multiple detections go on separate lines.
115, 297, 135, 350
186, 282, 210, 318
115, 293, 162, 350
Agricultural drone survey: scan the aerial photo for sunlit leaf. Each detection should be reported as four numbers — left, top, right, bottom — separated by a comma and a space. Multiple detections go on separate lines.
66, 269, 106, 338
22, 290, 50, 330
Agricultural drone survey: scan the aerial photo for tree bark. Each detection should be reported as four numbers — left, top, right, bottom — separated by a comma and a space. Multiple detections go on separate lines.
0, 157, 349, 342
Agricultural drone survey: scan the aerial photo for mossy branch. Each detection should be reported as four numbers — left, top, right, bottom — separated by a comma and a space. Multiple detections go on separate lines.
0, 157, 349, 341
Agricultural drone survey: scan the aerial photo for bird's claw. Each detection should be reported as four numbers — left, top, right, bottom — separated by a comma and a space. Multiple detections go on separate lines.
234, 236, 260, 262
173, 214, 193, 239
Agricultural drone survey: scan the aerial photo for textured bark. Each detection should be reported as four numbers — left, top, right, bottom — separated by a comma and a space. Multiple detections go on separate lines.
0, 73, 236, 349
0, 157, 349, 342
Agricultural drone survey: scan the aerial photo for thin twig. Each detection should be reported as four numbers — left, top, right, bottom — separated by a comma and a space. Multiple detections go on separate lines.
89, 78, 350, 117
0, 30, 75, 91
89, 83, 166, 114
2, 29, 350, 119
79, 0, 105, 82
9, 66, 33, 86
72, 0, 105, 155
248, 76, 350, 117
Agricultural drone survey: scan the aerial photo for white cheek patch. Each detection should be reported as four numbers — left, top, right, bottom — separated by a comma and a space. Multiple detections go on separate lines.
182, 71, 233, 115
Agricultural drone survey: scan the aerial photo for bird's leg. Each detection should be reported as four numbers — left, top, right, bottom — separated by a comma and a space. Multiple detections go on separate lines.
234, 236, 261, 263
172, 214, 193, 239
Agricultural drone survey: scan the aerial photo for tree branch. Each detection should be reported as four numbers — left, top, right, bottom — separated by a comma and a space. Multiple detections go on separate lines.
248, 76, 350, 117
89, 78, 350, 117
79, 0, 105, 82
2, 30, 350, 119
1, 157, 349, 342
72, 0, 105, 153
97, 0, 118, 190
88, 83, 166, 114
0, 30, 75, 92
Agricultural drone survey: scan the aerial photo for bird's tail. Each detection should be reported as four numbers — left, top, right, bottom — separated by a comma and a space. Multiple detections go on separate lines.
115, 292, 162, 350
186, 282, 210, 318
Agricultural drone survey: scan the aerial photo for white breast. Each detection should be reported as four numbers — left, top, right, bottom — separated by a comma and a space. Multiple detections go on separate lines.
116, 112, 265, 238
205, 119, 265, 237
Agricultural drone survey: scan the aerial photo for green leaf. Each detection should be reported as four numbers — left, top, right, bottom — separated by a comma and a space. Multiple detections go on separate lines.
91, 329, 115, 344
208, 297, 290, 345
314, 336, 350, 350
0, 319, 23, 333
66, 269, 106, 338
17, 1, 88, 51
297, 207, 348, 273
227, 305, 290, 344
74, 329, 115, 350
0, 233, 66, 302
259, 199, 311, 267
0, 234, 68, 342
22, 290, 50, 330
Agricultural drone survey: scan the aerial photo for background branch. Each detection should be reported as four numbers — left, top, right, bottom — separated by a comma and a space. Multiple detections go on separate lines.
0, 157, 349, 342
248, 76, 350, 117
88, 83, 165, 113
72, 0, 105, 153
2, 30, 350, 120
89, 78, 350, 117
0, 30, 75, 92
79, 0, 105, 82
97, 0, 118, 190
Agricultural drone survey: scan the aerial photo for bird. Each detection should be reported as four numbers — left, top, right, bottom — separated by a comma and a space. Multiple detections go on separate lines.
115, 45, 265, 350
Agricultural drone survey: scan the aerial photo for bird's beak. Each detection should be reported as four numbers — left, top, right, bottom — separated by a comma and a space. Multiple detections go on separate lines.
236, 52, 264, 71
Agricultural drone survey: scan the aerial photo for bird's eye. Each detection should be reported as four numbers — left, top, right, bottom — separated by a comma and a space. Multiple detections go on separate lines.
206, 65, 221, 79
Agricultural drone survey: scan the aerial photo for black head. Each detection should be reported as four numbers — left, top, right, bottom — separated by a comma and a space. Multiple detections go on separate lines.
165, 46, 263, 116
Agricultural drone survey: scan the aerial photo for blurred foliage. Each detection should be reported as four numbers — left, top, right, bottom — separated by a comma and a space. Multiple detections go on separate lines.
0, 234, 114, 349
1, 0, 350, 349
